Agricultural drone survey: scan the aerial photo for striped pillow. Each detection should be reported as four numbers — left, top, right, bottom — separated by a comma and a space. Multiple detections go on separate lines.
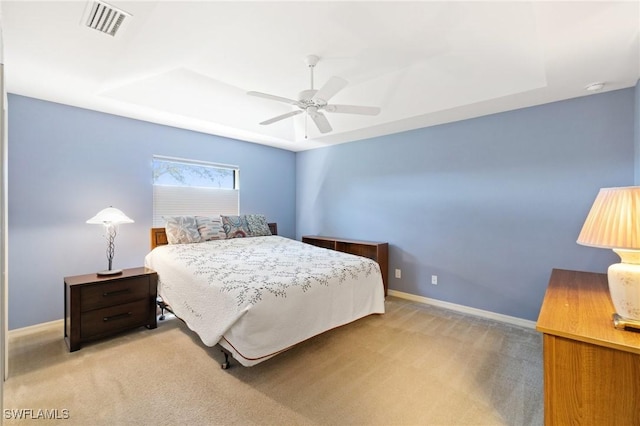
195, 216, 226, 241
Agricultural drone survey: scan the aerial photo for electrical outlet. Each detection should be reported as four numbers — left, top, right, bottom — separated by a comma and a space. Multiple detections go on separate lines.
395, 269, 401, 279
431, 275, 438, 285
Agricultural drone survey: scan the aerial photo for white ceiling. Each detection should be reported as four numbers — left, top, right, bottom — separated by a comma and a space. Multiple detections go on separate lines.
2, 1, 639, 152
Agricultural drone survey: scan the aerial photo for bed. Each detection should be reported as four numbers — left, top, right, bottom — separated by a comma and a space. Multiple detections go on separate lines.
144, 225, 385, 368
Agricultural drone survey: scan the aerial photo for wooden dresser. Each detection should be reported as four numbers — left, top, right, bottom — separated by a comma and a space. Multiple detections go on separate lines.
302, 235, 389, 296
64, 267, 157, 351
536, 269, 640, 425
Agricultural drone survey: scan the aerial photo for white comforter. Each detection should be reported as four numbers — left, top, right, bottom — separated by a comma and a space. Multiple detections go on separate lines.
144, 236, 385, 366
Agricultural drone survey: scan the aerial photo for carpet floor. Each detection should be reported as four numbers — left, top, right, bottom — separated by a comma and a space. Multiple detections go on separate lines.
3, 296, 543, 425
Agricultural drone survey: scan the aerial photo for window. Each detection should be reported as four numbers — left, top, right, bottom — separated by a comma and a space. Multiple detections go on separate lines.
152, 156, 239, 226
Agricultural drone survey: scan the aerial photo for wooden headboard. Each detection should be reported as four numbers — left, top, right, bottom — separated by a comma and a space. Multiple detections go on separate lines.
150, 223, 278, 250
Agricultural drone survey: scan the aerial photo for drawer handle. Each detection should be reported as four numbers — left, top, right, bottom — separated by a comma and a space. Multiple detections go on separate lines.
103, 312, 132, 322
103, 289, 130, 297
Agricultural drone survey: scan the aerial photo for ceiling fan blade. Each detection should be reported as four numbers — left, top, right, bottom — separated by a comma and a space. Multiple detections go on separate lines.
247, 91, 300, 106
308, 110, 332, 134
324, 104, 381, 116
312, 76, 348, 104
259, 110, 303, 125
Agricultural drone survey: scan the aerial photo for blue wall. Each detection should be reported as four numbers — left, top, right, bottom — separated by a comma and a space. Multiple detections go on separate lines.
8, 87, 637, 328
8, 94, 296, 329
296, 89, 635, 321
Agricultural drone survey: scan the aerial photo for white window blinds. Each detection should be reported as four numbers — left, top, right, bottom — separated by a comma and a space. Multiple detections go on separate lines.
152, 156, 239, 227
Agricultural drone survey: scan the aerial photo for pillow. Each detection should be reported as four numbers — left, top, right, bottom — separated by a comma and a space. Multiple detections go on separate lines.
245, 214, 272, 236
164, 216, 201, 244
195, 216, 226, 241
221, 215, 250, 239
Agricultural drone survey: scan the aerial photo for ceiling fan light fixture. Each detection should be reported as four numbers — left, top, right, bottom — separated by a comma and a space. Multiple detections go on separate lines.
247, 54, 381, 136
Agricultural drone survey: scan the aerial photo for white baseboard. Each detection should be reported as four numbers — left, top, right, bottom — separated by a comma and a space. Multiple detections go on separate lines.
387, 289, 537, 329
8, 319, 63, 338
7, 292, 536, 338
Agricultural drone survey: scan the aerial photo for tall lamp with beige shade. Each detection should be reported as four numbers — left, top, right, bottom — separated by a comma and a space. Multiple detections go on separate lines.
577, 186, 640, 330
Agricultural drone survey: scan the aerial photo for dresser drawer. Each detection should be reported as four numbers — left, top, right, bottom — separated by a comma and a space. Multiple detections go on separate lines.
80, 276, 149, 311
81, 299, 151, 339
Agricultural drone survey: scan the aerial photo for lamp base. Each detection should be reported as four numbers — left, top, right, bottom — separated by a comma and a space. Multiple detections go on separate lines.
608, 250, 640, 321
612, 313, 640, 331
97, 269, 123, 276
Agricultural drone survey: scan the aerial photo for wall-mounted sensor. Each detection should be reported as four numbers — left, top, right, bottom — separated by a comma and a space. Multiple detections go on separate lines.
585, 82, 605, 92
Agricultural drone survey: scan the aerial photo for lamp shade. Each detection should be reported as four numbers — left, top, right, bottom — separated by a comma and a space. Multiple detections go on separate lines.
577, 186, 640, 250
86, 207, 134, 225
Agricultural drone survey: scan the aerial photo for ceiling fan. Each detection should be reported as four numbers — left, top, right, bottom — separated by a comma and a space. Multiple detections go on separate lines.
247, 55, 381, 135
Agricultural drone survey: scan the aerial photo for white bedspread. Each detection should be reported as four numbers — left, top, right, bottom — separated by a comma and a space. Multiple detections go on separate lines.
144, 236, 385, 366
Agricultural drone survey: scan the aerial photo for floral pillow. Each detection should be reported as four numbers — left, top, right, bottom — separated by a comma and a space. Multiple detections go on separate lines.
221, 215, 251, 239
164, 216, 201, 244
195, 216, 226, 241
246, 214, 272, 236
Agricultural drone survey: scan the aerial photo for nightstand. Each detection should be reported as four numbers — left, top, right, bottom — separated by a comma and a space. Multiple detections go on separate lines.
64, 267, 158, 352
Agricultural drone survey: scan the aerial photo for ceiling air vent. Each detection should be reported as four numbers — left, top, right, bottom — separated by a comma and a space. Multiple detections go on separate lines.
84, 0, 130, 37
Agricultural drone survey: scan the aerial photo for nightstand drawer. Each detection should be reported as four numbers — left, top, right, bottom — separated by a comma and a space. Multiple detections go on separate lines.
81, 299, 151, 339
80, 277, 149, 311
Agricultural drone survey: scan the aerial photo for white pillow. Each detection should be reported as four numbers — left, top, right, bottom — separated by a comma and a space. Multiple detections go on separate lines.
164, 216, 200, 244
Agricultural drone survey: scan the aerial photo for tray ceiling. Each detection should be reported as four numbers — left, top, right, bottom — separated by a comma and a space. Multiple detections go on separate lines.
2, 1, 639, 151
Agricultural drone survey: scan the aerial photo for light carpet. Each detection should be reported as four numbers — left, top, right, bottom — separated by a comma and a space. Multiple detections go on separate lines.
3, 297, 543, 425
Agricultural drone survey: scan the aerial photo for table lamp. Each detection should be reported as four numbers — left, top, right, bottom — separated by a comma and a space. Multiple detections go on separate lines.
87, 207, 134, 276
577, 186, 640, 330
